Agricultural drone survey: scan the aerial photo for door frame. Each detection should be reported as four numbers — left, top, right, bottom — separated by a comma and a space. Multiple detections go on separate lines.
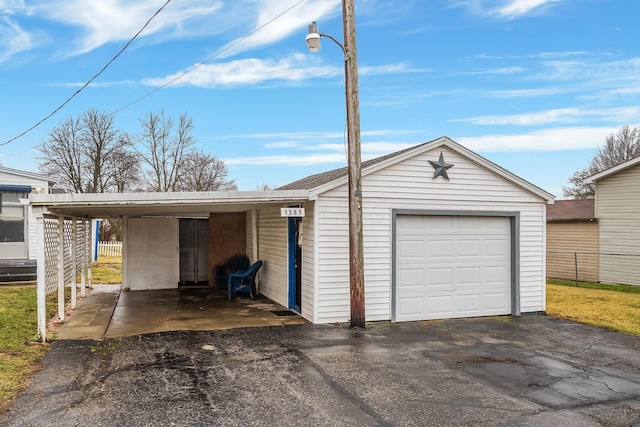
391, 209, 520, 322
288, 216, 302, 312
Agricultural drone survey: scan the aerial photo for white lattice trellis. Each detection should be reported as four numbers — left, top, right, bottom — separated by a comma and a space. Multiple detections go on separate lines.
37, 215, 92, 341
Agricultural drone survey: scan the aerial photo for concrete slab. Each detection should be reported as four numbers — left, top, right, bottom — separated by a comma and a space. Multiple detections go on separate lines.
56, 285, 120, 340
4, 316, 639, 426
56, 286, 306, 340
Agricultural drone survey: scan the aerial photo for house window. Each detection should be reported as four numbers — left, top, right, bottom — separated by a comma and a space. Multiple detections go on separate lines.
0, 192, 26, 243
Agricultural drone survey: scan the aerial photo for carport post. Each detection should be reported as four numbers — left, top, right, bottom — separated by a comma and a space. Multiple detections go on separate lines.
71, 219, 77, 309
36, 216, 47, 342
80, 220, 87, 298
57, 216, 65, 322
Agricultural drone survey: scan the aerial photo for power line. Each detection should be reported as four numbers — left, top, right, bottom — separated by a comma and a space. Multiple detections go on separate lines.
0, 0, 172, 147
111, 0, 305, 115
4, 0, 307, 148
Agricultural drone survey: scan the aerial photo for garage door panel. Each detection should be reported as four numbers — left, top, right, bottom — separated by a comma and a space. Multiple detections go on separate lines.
456, 294, 481, 313
398, 239, 424, 260
458, 267, 480, 285
397, 297, 424, 317
485, 292, 509, 310
395, 215, 512, 321
458, 239, 481, 256
397, 268, 424, 289
427, 239, 453, 258
427, 295, 454, 316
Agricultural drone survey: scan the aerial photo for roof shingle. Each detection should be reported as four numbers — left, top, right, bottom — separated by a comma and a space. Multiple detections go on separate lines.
546, 199, 596, 222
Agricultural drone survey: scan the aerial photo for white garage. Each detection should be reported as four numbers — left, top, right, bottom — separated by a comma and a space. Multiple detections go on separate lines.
279, 136, 554, 324
394, 213, 513, 322
33, 137, 554, 336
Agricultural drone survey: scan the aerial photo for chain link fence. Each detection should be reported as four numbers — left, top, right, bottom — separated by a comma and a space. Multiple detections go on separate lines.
547, 251, 640, 286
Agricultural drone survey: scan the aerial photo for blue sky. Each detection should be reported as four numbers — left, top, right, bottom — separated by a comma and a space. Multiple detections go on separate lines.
0, 0, 637, 197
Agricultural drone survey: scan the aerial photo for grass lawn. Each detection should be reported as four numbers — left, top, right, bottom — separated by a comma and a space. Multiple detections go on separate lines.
91, 255, 122, 284
547, 280, 640, 335
0, 287, 49, 413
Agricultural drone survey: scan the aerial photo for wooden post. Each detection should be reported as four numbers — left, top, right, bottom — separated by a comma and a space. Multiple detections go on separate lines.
342, 0, 365, 328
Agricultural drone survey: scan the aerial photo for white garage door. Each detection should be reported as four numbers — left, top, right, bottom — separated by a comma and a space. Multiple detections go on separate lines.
395, 215, 511, 321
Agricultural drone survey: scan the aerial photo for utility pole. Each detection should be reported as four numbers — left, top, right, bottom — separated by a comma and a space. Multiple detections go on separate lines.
342, 0, 365, 328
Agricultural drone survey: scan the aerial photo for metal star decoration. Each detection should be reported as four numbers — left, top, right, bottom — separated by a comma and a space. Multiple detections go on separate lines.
429, 152, 454, 181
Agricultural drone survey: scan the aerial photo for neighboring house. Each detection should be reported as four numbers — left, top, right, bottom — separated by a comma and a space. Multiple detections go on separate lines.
546, 199, 598, 282
0, 166, 56, 281
32, 137, 554, 326
584, 156, 640, 285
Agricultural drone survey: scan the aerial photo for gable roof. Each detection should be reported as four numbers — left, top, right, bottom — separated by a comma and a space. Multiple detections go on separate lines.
546, 199, 596, 222
0, 166, 56, 186
279, 136, 555, 202
583, 155, 640, 184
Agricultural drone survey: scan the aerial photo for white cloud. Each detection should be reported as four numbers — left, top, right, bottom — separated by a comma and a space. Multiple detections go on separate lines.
0, 16, 36, 61
495, 0, 562, 18
453, 107, 640, 126
450, 0, 563, 19
485, 88, 567, 98
225, 153, 346, 166
218, 0, 340, 58
455, 126, 619, 152
457, 66, 525, 76
225, 140, 415, 166
142, 54, 340, 88
141, 55, 417, 88
219, 129, 420, 140
30, 0, 225, 57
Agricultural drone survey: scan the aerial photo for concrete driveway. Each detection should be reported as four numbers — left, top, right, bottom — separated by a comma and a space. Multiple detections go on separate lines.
3, 316, 640, 426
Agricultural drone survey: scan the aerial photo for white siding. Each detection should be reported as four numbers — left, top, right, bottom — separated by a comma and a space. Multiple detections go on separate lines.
257, 207, 289, 307
595, 166, 640, 285
314, 147, 547, 323
301, 201, 315, 322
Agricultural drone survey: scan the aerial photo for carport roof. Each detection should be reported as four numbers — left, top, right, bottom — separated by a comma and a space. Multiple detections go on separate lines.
30, 190, 309, 218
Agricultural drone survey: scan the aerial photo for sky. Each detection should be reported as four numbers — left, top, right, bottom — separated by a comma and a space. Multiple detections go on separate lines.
0, 0, 638, 198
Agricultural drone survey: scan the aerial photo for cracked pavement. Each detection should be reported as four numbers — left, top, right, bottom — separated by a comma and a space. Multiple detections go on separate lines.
2, 316, 639, 426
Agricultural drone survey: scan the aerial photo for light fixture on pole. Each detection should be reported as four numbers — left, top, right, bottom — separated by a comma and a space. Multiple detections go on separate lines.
306, 1, 365, 329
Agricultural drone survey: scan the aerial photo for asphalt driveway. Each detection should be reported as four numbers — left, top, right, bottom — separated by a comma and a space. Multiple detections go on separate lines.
3, 316, 640, 426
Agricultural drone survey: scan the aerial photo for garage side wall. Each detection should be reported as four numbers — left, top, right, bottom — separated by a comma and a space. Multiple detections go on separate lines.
257, 207, 288, 307
313, 147, 547, 323
301, 201, 315, 322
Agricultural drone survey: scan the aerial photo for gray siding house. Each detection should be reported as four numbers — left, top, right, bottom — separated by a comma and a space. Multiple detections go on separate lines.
584, 156, 640, 285
0, 167, 55, 281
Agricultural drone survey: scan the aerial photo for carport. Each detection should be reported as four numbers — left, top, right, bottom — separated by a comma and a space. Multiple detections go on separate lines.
30, 190, 309, 341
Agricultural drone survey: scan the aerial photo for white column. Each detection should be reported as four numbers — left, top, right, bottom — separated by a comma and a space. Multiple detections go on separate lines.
57, 216, 65, 322
80, 219, 87, 297
71, 219, 77, 309
88, 219, 94, 288
122, 216, 129, 290
36, 216, 47, 342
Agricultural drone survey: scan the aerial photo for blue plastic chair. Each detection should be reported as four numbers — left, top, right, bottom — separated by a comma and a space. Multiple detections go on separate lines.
227, 260, 263, 300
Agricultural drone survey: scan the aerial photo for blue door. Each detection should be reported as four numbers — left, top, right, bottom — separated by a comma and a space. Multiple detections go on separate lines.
288, 217, 302, 312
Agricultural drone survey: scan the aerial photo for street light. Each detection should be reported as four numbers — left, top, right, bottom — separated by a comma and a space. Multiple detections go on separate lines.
306, 1, 365, 329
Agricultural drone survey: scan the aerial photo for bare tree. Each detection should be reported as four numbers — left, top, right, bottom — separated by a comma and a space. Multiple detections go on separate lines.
256, 183, 273, 191
38, 115, 84, 192
176, 149, 237, 191
562, 125, 640, 198
38, 109, 137, 193
130, 110, 195, 192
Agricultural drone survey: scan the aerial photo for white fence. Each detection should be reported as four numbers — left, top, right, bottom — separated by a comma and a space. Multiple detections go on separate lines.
98, 241, 122, 257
